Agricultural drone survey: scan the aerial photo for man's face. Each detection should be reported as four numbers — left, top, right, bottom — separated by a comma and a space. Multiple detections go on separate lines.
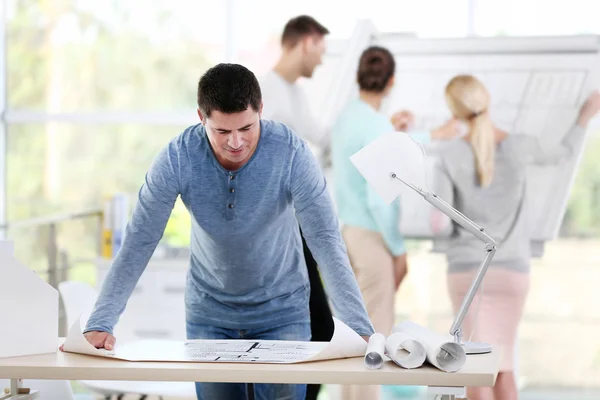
301, 35, 326, 78
199, 105, 262, 170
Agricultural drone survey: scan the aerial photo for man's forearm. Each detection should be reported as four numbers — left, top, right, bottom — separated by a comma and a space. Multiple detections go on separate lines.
84, 163, 180, 333
297, 205, 374, 336
84, 240, 157, 334
291, 142, 374, 335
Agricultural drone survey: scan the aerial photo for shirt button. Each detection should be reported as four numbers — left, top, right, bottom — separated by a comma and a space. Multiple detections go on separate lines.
230, 175, 235, 180
228, 204, 234, 209
230, 188, 235, 193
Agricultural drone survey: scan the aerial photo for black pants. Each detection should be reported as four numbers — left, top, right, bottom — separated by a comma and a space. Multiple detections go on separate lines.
301, 229, 335, 400
247, 231, 334, 400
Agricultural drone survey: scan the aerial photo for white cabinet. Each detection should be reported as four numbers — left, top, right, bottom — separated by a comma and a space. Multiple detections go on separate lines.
95, 256, 189, 341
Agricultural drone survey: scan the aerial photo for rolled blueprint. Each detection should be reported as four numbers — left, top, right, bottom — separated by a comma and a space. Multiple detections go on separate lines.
364, 333, 385, 369
385, 332, 426, 369
393, 321, 466, 372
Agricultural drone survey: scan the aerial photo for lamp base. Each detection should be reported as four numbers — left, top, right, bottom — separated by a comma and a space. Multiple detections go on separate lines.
462, 341, 492, 354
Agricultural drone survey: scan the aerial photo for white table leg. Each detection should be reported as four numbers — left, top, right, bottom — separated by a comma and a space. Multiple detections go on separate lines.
428, 385, 466, 400
440, 395, 455, 400
10, 380, 19, 397
0, 379, 39, 400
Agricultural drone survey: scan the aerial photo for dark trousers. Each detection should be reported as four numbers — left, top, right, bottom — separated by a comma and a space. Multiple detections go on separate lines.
301, 229, 335, 400
247, 230, 335, 400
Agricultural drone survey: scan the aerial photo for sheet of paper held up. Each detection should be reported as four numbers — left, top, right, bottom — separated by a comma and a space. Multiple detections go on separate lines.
62, 316, 367, 364
350, 131, 428, 204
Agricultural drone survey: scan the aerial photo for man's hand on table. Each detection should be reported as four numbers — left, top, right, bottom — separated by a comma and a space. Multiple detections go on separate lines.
59, 331, 116, 352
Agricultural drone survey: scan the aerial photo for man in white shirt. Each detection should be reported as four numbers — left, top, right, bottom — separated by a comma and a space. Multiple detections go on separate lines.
260, 16, 330, 150
259, 17, 334, 400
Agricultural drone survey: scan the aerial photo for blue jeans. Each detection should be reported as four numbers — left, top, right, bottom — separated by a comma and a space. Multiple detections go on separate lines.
186, 320, 311, 400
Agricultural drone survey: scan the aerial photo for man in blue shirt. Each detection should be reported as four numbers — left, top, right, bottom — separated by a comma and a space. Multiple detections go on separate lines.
79, 63, 374, 400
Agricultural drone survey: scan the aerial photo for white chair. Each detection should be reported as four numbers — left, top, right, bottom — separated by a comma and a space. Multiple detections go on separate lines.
59, 281, 97, 333
58, 280, 196, 400
0, 379, 75, 400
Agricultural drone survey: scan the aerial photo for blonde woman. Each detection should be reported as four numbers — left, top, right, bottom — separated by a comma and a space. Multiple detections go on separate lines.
433, 75, 600, 400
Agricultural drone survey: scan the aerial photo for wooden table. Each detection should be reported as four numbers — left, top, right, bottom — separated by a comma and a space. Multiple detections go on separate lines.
0, 347, 500, 400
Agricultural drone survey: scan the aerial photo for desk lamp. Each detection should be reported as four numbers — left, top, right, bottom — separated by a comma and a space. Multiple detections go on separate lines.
350, 132, 494, 354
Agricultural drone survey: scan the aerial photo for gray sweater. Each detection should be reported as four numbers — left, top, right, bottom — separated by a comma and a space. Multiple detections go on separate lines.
433, 125, 584, 273
84, 120, 374, 337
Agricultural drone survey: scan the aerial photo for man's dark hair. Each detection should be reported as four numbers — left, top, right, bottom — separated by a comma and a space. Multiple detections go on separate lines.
197, 63, 262, 118
281, 15, 329, 48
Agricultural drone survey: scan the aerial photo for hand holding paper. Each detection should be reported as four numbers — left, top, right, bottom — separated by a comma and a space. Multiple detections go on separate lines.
60, 330, 115, 353
84, 331, 116, 351
62, 317, 115, 357
390, 110, 415, 131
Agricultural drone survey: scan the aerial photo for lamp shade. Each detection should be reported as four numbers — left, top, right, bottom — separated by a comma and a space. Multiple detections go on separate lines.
350, 131, 428, 203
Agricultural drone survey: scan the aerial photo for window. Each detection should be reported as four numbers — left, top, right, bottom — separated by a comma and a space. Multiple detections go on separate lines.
473, 0, 600, 36
7, 0, 225, 111
233, 0, 470, 77
5, 0, 220, 283
7, 122, 192, 281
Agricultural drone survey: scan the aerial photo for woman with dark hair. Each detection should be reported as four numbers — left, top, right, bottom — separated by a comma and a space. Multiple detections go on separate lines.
331, 46, 458, 400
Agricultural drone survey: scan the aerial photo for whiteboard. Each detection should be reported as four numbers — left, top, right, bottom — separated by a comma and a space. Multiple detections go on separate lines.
304, 30, 600, 245
300, 20, 376, 131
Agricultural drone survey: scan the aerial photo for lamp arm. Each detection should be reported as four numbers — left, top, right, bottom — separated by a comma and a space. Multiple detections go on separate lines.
390, 173, 498, 345
448, 245, 496, 343
421, 192, 496, 245
423, 191, 498, 344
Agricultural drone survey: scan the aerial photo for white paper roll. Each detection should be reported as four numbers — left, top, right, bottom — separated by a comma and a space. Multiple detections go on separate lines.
364, 333, 385, 369
393, 321, 466, 372
384, 332, 426, 369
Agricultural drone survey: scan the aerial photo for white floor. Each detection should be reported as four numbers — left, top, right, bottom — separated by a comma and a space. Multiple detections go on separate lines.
72, 385, 600, 400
